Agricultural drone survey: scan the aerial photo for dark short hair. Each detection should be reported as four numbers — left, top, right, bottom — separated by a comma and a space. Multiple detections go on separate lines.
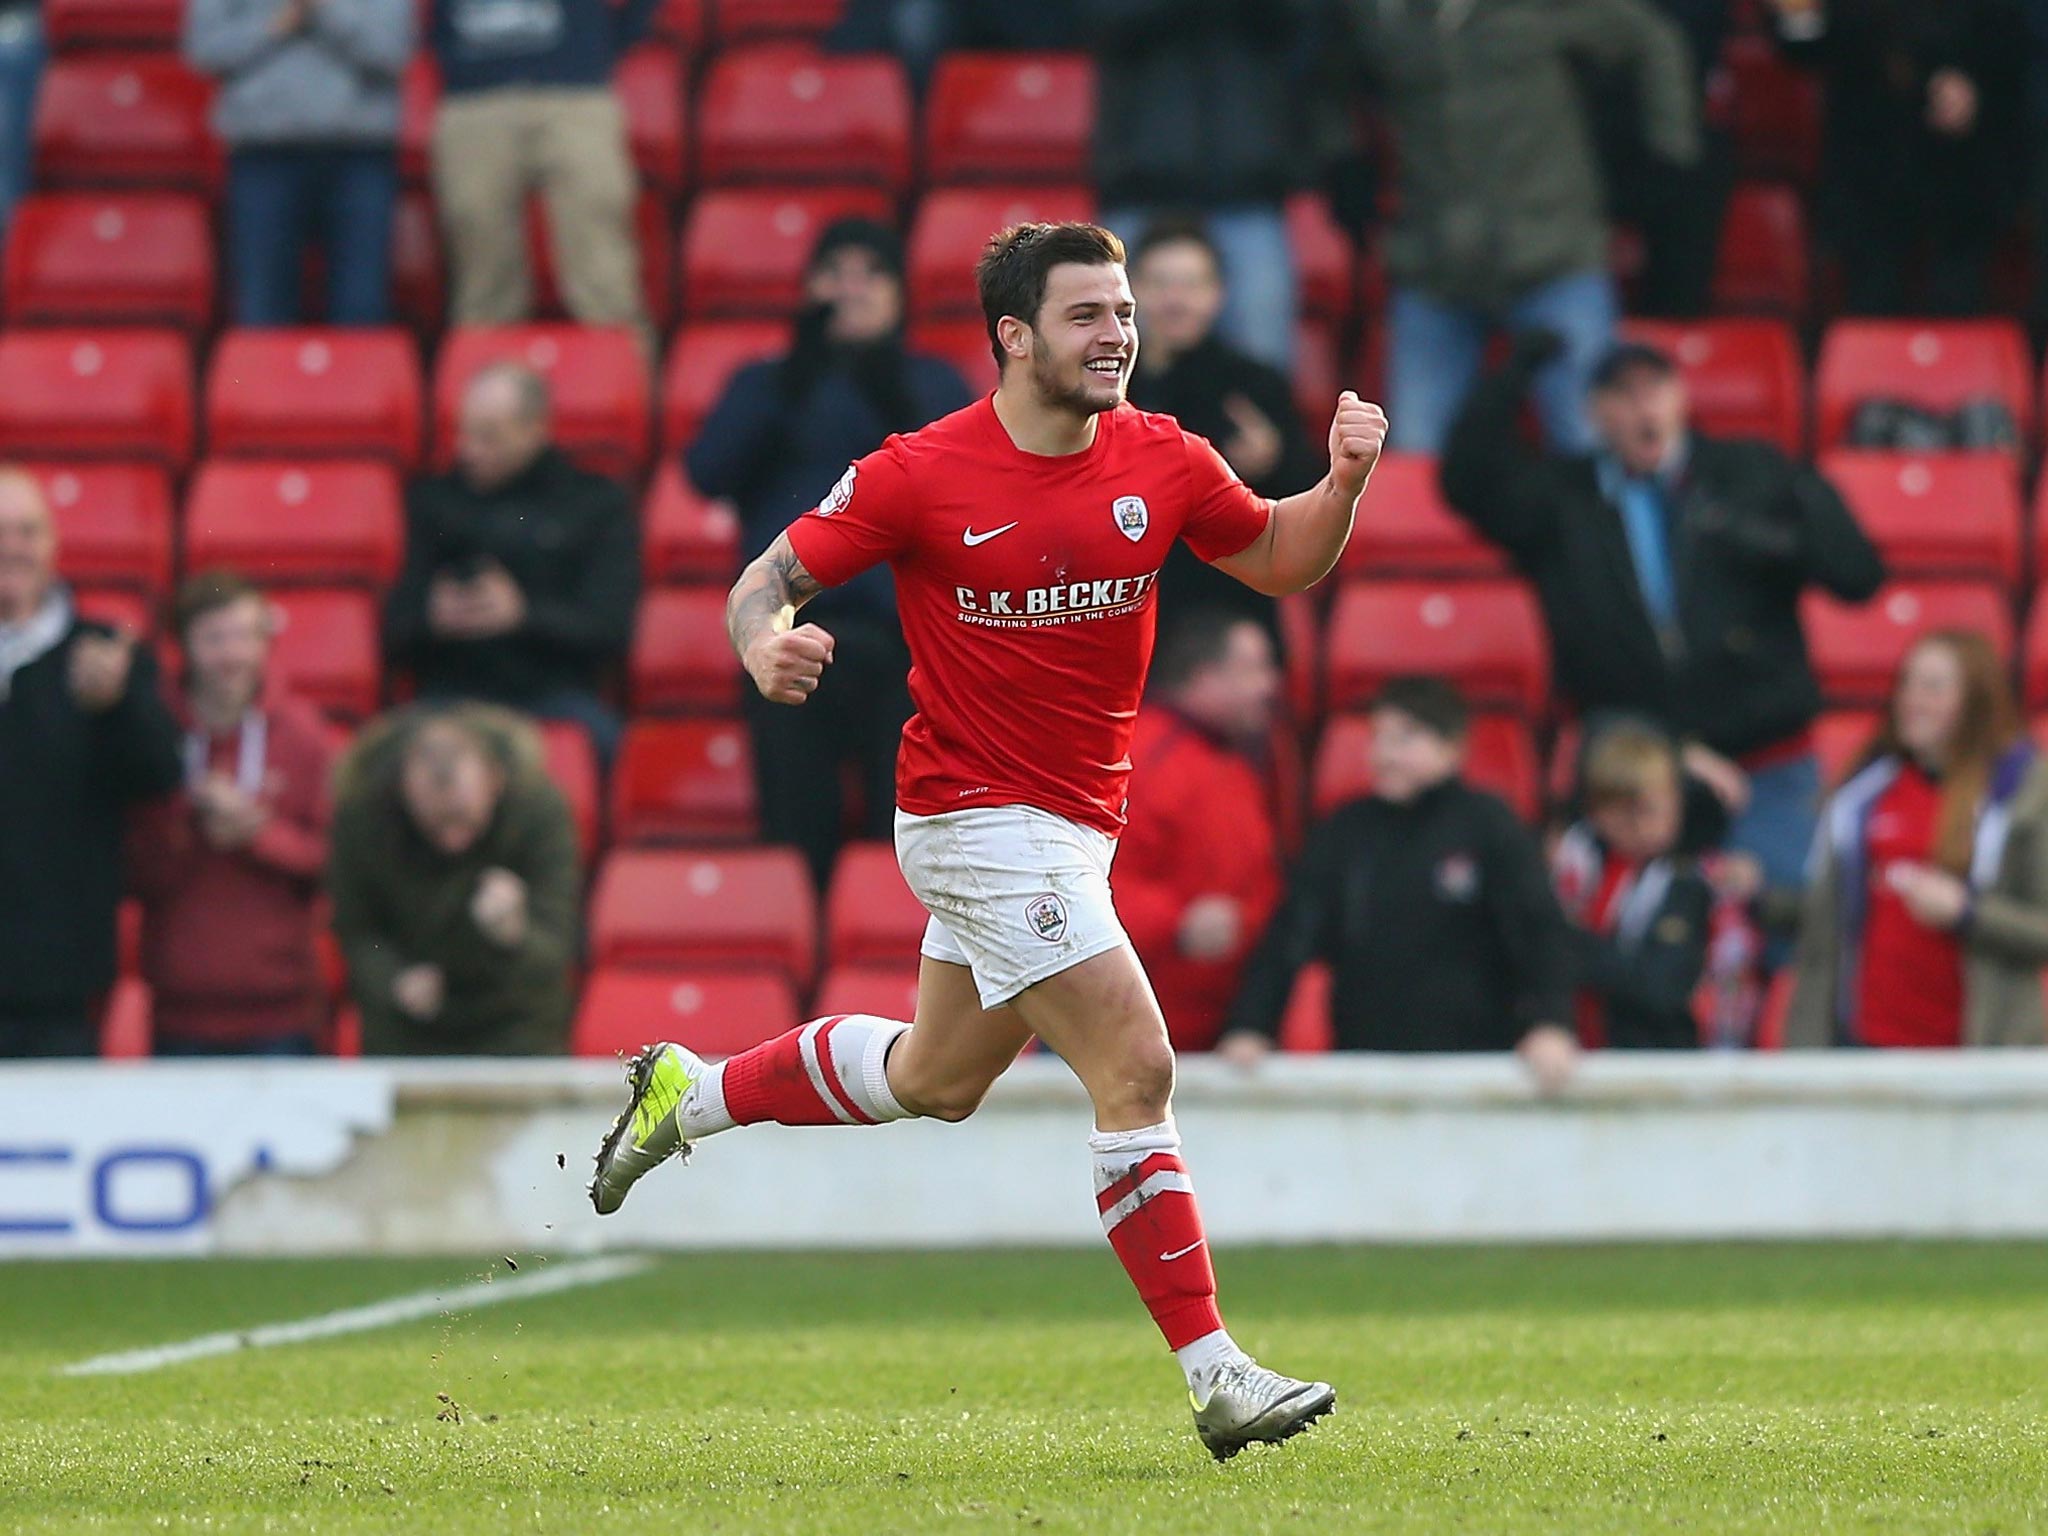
1152, 609, 1260, 693
1369, 674, 1469, 742
1590, 341, 1678, 392
1130, 215, 1221, 275
975, 221, 1127, 371
172, 567, 264, 642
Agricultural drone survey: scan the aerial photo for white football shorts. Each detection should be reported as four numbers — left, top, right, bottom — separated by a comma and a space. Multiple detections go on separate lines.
892, 803, 1131, 1010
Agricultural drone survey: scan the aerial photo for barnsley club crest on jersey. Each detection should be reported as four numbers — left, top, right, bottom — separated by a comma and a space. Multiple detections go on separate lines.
1112, 495, 1149, 542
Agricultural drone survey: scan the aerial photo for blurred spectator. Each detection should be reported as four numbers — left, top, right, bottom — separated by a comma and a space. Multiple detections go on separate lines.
1786, 630, 2048, 1048
329, 703, 579, 1055
0, 0, 41, 242
1587, 0, 1733, 317
1218, 676, 1579, 1091
1444, 334, 1885, 900
828, 0, 1078, 90
383, 363, 640, 767
1553, 720, 1711, 1049
0, 470, 181, 1057
1335, 0, 1701, 453
428, 0, 651, 344
688, 218, 970, 888
1127, 218, 1316, 647
1771, 0, 2026, 316
186, 0, 412, 326
1115, 612, 1284, 1053
1090, 0, 1326, 373
126, 572, 334, 1056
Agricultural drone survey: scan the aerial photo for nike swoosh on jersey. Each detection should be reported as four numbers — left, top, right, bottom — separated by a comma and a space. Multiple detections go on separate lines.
1159, 1240, 1206, 1262
962, 522, 1020, 547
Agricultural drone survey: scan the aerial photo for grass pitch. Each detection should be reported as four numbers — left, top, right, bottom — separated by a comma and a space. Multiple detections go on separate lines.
5, 1242, 2048, 1534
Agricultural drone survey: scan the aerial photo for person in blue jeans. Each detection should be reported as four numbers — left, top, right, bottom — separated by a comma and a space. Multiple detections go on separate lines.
186, 0, 413, 325
0, 0, 43, 245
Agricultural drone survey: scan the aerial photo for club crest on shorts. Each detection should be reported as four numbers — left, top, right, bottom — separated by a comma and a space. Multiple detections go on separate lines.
815, 464, 856, 517
1024, 893, 1069, 943
1112, 495, 1149, 542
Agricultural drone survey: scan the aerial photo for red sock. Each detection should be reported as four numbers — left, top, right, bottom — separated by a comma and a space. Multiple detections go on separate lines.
1091, 1121, 1225, 1349
715, 1015, 911, 1128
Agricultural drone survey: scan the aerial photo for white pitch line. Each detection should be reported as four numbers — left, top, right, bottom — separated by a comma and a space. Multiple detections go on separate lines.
57, 1253, 655, 1377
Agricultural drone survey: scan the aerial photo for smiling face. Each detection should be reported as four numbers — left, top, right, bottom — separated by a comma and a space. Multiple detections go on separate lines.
1011, 261, 1137, 417
183, 592, 272, 715
1894, 638, 1967, 764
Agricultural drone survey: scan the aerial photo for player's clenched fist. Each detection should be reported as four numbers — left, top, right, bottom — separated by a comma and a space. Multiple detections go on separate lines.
1327, 391, 1388, 498
746, 620, 836, 705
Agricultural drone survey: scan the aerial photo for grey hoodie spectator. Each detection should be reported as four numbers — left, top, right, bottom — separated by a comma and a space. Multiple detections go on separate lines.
186, 0, 413, 325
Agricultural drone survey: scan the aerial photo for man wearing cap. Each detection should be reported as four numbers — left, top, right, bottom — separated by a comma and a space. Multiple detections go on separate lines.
1442, 332, 1885, 900
687, 218, 973, 888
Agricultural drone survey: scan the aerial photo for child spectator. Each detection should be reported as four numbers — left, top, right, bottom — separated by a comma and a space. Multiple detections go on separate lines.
1218, 676, 1579, 1092
1553, 721, 1711, 1050
127, 572, 336, 1055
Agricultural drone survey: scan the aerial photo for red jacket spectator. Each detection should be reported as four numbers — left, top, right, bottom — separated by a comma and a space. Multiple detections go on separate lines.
1116, 613, 1285, 1050
126, 575, 336, 1052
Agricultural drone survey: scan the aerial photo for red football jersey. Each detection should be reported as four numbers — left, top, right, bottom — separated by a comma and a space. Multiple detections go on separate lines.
784, 397, 1274, 834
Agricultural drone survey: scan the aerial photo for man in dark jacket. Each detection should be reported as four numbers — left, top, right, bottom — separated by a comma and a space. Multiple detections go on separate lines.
1089, 0, 1326, 372
687, 218, 970, 887
1218, 676, 1579, 1090
0, 469, 182, 1056
384, 362, 640, 765
1336, 0, 1700, 452
1444, 335, 1885, 896
329, 703, 580, 1054
1127, 219, 1318, 646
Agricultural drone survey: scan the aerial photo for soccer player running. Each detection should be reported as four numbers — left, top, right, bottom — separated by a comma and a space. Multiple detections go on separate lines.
591, 223, 1388, 1460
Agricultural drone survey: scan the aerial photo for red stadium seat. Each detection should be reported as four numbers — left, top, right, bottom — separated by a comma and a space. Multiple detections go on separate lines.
1802, 581, 2012, 706
652, 0, 706, 50
629, 586, 743, 712
529, 189, 676, 334
434, 326, 650, 480
824, 840, 926, 969
612, 717, 758, 844
922, 53, 1094, 184
1711, 183, 1809, 319
587, 845, 818, 982
2018, 603, 2048, 711
389, 188, 444, 333
908, 186, 1095, 320
3, 194, 212, 331
24, 462, 173, 597
537, 719, 602, 861
99, 976, 153, 1059
907, 318, 998, 396
643, 461, 742, 583
1291, 319, 1340, 442
205, 328, 424, 464
0, 329, 193, 467
695, 45, 911, 190
1813, 709, 1882, 790
397, 55, 437, 186
45, 0, 182, 48
1335, 452, 1505, 580
813, 964, 921, 1021
1722, 33, 1822, 185
678, 186, 893, 317
613, 42, 688, 194
1813, 320, 2033, 453
1311, 711, 1541, 821
712, 0, 844, 43
572, 967, 802, 1059
1286, 193, 1356, 325
267, 587, 382, 719
1618, 317, 1805, 455
1816, 451, 2022, 585
1276, 962, 1332, 1054
33, 55, 219, 193
1323, 580, 1549, 716
658, 319, 788, 448
184, 460, 405, 589
71, 585, 153, 636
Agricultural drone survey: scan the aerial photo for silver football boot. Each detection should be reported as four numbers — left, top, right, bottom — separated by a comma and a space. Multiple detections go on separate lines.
1191, 1361, 1337, 1461
589, 1042, 702, 1215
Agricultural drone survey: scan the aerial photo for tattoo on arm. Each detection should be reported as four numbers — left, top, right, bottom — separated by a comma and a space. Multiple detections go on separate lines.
726, 531, 823, 660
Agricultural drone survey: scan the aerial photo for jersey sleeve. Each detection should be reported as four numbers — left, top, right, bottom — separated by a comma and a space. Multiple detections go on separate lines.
1178, 428, 1276, 563
781, 442, 917, 588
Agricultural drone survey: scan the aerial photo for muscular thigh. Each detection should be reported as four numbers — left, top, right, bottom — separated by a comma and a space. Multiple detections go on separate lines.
888, 956, 1033, 1098
1001, 943, 1172, 1095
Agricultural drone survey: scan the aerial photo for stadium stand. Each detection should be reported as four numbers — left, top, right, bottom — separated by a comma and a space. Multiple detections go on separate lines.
823, 841, 930, 970
909, 186, 1096, 319
1817, 452, 2023, 585
1310, 712, 1541, 823
1802, 582, 2014, 707
572, 967, 801, 1058
27, 461, 174, 597
2, 193, 213, 331
1618, 318, 1805, 455
695, 45, 913, 190
1323, 580, 1550, 716
659, 319, 789, 449
1813, 320, 2033, 454
433, 326, 650, 481
630, 586, 743, 713
537, 719, 603, 862
32, 54, 221, 193
641, 461, 742, 583
0, 328, 193, 466
1334, 453, 1508, 580
921, 53, 1094, 185
587, 846, 817, 984
204, 329, 425, 464
183, 460, 406, 589
679, 186, 895, 317
611, 717, 759, 844
265, 587, 383, 720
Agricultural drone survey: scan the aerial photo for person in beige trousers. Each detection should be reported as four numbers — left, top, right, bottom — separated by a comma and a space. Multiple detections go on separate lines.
1786, 628, 2048, 1049
427, 0, 652, 347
